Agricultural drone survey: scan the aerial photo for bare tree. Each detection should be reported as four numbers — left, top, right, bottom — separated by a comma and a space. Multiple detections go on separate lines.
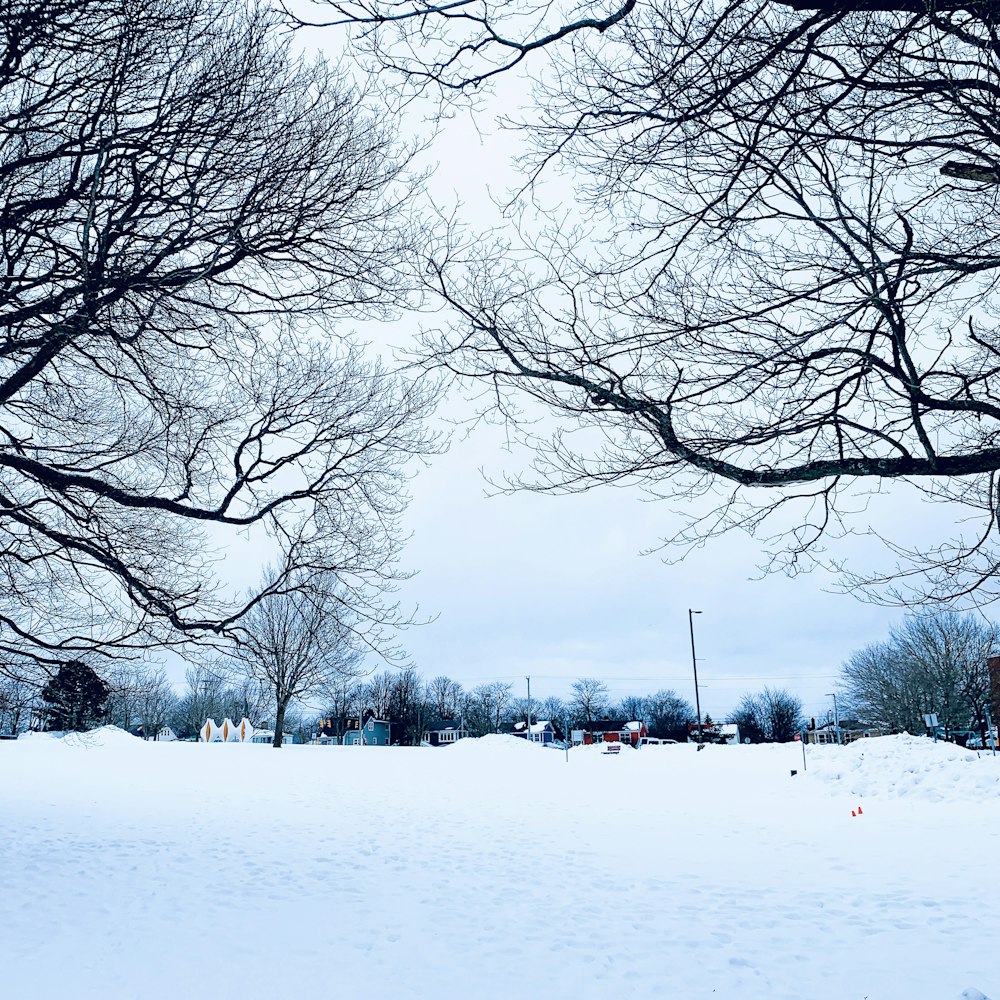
0, 672, 39, 734
363, 671, 396, 720
235, 572, 366, 747
465, 680, 515, 735
172, 665, 231, 739
729, 688, 803, 743
319, 676, 366, 742
133, 667, 179, 739
428, 675, 465, 718
305, 0, 1000, 603
219, 676, 270, 731
388, 666, 427, 744
569, 677, 610, 725
618, 695, 648, 724
841, 612, 995, 735
538, 694, 566, 724
0, 0, 437, 672
102, 664, 144, 733
645, 690, 695, 741
103, 662, 177, 735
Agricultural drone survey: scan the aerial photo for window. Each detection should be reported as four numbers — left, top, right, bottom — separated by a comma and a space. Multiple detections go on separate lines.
368, 720, 374, 731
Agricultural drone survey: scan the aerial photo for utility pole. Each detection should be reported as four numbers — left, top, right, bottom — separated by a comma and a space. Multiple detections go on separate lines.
825, 692, 841, 745
689, 609, 703, 745
526, 675, 532, 744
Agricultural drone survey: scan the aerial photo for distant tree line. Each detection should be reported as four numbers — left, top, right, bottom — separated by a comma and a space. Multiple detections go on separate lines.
0, 659, 299, 742
1, 654, 810, 747
312, 673, 805, 746
837, 612, 998, 741
21, 611, 998, 747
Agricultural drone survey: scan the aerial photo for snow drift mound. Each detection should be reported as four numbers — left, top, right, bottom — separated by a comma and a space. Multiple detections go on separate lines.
444, 734, 548, 754
810, 733, 1000, 802
18, 725, 144, 749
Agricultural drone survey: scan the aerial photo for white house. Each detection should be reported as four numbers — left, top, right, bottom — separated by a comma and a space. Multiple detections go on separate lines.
249, 730, 295, 745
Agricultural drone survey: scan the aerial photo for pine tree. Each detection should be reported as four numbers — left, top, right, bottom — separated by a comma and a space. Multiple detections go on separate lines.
40, 662, 110, 732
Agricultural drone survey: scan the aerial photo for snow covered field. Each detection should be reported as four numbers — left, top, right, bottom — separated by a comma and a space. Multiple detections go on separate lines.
2, 731, 999, 999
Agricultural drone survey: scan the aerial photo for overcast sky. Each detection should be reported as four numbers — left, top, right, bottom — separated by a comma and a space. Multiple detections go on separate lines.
388, 412, 916, 721
349, 71, 910, 723
175, 16, 963, 724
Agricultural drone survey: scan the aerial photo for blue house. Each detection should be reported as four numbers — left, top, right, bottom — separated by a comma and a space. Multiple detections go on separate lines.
500, 719, 560, 744
343, 715, 392, 746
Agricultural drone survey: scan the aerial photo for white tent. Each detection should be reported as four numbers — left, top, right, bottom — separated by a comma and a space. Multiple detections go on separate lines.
200, 717, 254, 743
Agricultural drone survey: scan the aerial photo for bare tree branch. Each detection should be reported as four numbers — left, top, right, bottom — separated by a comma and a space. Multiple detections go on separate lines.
0, 0, 440, 661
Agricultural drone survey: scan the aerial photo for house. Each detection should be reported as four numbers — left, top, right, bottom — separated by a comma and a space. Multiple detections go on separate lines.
314, 714, 392, 746
581, 719, 648, 746
619, 720, 648, 746
314, 717, 344, 744
129, 724, 178, 742
718, 723, 741, 745
807, 721, 840, 745
806, 719, 883, 745
500, 719, 560, 744
249, 729, 295, 745
422, 718, 469, 746
686, 722, 741, 745
343, 716, 392, 746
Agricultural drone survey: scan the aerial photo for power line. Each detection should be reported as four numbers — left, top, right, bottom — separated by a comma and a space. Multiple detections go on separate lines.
484, 672, 841, 683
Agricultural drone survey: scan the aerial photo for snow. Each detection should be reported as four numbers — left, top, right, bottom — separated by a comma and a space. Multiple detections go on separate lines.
1, 733, 997, 999
512, 719, 554, 735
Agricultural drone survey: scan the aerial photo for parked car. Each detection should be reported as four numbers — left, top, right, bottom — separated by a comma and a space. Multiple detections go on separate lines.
637, 737, 678, 746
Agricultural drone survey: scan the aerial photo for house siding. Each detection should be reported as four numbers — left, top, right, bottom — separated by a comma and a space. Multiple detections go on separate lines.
344, 719, 391, 745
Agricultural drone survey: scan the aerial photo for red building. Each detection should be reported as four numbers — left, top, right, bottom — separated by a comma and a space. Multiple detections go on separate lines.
582, 719, 648, 746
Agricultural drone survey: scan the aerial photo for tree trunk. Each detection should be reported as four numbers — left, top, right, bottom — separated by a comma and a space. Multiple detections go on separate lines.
273, 700, 287, 748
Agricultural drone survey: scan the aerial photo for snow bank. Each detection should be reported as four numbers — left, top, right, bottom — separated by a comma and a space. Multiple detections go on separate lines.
808, 733, 1000, 801
17, 725, 144, 749
443, 733, 546, 754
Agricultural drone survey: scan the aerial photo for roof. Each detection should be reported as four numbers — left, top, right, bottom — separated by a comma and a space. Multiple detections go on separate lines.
425, 719, 466, 732
814, 720, 869, 733
587, 719, 629, 733
515, 720, 555, 734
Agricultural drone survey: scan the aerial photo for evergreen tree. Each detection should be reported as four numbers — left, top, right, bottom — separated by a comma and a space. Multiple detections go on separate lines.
40, 662, 110, 732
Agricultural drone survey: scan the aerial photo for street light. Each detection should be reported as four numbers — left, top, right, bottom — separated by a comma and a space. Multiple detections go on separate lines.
689, 609, 703, 746
825, 692, 841, 746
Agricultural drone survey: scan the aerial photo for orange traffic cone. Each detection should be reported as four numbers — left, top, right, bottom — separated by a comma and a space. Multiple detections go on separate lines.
852, 809, 856, 817
857, 805, 863, 815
